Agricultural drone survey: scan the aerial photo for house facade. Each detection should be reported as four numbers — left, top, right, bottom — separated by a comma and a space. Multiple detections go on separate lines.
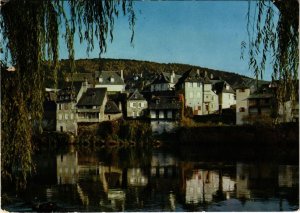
176, 69, 203, 115
56, 87, 78, 134
126, 90, 148, 118
213, 81, 236, 111
104, 100, 123, 121
236, 86, 251, 125
202, 79, 219, 115
148, 95, 182, 134
76, 88, 108, 123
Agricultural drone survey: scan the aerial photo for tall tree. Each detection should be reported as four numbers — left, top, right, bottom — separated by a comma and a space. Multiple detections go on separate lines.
0, 0, 135, 187
243, 0, 298, 115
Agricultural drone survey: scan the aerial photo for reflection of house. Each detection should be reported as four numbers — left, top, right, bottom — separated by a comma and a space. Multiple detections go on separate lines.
126, 90, 148, 118
148, 95, 182, 134
185, 170, 235, 204
56, 151, 79, 184
127, 168, 148, 186
278, 165, 299, 188
150, 152, 179, 178
56, 87, 78, 134
76, 87, 108, 123
95, 70, 125, 93
150, 71, 180, 92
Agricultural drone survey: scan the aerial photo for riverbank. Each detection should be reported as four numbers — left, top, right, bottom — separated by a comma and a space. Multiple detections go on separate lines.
161, 122, 299, 162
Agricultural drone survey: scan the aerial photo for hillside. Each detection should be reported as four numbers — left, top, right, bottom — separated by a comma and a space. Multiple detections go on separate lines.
45, 58, 253, 88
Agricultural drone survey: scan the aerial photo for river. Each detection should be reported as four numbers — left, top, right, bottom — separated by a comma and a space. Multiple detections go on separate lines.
2, 145, 299, 212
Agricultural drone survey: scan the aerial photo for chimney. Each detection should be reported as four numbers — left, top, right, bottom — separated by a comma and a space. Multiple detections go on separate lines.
210, 73, 214, 79
170, 71, 175, 83
120, 70, 124, 80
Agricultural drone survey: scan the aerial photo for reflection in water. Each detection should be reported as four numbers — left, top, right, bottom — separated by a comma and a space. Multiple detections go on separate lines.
3, 147, 299, 212
184, 170, 235, 204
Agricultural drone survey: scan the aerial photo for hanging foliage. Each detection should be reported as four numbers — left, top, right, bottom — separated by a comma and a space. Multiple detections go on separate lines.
0, 0, 135, 187
242, 0, 298, 117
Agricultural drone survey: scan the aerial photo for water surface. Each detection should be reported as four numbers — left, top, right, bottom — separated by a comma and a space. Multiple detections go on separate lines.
2, 145, 299, 211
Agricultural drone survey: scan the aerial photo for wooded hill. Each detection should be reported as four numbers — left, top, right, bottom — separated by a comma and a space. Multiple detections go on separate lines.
46, 58, 253, 88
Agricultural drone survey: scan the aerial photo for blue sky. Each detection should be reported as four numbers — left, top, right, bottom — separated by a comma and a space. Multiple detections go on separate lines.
60, 1, 275, 80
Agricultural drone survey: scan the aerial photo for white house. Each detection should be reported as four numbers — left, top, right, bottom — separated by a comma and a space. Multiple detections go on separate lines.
95, 70, 125, 93
236, 85, 251, 125
76, 87, 108, 123
148, 95, 182, 134
212, 80, 236, 111
175, 69, 203, 115
150, 71, 181, 92
56, 87, 78, 134
126, 90, 148, 118
203, 78, 219, 115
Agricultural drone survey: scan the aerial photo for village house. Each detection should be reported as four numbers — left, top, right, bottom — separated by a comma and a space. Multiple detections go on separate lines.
175, 69, 203, 115
212, 80, 236, 112
150, 71, 181, 92
94, 70, 125, 93
235, 83, 251, 125
76, 87, 108, 123
126, 89, 148, 119
56, 87, 78, 134
104, 100, 123, 121
148, 94, 182, 134
202, 76, 219, 115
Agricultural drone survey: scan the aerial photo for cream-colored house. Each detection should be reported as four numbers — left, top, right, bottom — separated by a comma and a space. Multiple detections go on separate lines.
95, 70, 125, 93
126, 90, 148, 118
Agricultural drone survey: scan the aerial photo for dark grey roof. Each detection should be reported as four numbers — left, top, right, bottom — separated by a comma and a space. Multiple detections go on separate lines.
148, 95, 181, 110
212, 81, 235, 94
57, 87, 76, 103
95, 71, 124, 85
151, 71, 181, 85
175, 69, 204, 88
248, 93, 273, 99
105, 101, 121, 114
77, 88, 107, 106
128, 90, 146, 101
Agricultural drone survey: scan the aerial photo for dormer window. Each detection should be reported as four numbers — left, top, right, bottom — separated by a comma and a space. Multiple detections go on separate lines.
110, 77, 114, 83
226, 85, 230, 90
99, 77, 103, 83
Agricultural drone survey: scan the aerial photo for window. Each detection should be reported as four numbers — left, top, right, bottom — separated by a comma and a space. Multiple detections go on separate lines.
239, 107, 245, 112
58, 114, 62, 120
188, 82, 192, 87
138, 103, 142, 108
65, 114, 68, 120
64, 104, 69, 110
133, 102, 138, 107
99, 77, 103, 83
58, 104, 62, 110
211, 96, 214, 100
239, 89, 245, 92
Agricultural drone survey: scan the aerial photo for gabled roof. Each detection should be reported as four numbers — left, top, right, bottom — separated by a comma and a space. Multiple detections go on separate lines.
175, 69, 204, 88
56, 87, 77, 103
77, 88, 107, 106
128, 90, 146, 101
95, 71, 124, 85
212, 81, 235, 94
151, 73, 170, 84
105, 100, 121, 114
